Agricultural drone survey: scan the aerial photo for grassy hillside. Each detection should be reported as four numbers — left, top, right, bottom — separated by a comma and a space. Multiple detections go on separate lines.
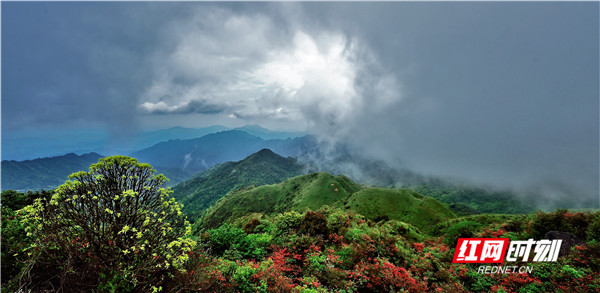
1, 153, 103, 191
200, 172, 358, 228
200, 172, 456, 231
346, 188, 457, 232
172, 149, 305, 221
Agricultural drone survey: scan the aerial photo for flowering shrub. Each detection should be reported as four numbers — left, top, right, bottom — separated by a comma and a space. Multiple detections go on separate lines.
443, 220, 482, 246
15, 156, 195, 291
5, 186, 600, 293
529, 209, 594, 240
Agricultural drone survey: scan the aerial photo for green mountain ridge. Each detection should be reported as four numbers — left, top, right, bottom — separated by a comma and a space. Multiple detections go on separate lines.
1, 153, 103, 191
172, 149, 305, 221
200, 172, 457, 232
346, 188, 457, 231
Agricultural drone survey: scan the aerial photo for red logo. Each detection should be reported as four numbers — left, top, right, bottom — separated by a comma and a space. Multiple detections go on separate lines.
452, 238, 509, 263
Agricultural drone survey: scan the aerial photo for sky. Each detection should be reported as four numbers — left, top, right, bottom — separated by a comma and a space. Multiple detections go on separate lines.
2, 2, 599, 205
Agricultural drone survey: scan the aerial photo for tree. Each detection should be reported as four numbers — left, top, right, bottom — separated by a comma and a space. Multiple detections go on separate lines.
19, 156, 195, 292
1, 190, 52, 291
1, 189, 52, 211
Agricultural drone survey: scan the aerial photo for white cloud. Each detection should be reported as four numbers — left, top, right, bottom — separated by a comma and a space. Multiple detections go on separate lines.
138, 7, 401, 134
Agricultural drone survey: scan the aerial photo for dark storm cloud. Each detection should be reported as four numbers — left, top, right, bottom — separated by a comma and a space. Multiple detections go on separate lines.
2, 2, 598, 206
298, 2, 599, 206
2, 2, 194, 135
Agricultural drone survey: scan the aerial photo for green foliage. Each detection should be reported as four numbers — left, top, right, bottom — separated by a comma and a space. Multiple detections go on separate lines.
1, 208, 34, 290
172, 149, 304, 221
384, 220, 425, 243
587, 217, 600, 242
199, 172, 455, 233
463, 269, 494, 292
1, 190, 29, 210
432, 214, 518, 237
177, 208, 600, 292
299, 211, 329, 237
326, 208, 356, 233
199, 172, 356, 228
345, 188, 456, 232
271, 210, 304, 236
448, 202, 481, 217
443, 221, 482, 246
561, 265, 584, 279
529, 209, 595, 240
1, 189, 53, 211
201, 224, 273, 260
96, 271, 137, 293
1, 190, 54, 289
17, 156, 195, 291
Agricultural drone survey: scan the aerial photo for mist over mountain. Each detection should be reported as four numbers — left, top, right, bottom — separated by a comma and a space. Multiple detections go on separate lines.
293, 138, 596, 211
131, 130, 313, 172
1, 124, 592, 211
133, 125, 230, 150
2, 130, 110, 161
233, 125, 305, 140
1, 125, 305, 161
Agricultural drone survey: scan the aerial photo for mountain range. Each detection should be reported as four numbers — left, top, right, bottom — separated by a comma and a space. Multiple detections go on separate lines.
1, 127, 310, 191
0, 152, 195, 191
2, 124, 305, 161
1, 153, 103, 191
131, 130, 312, 172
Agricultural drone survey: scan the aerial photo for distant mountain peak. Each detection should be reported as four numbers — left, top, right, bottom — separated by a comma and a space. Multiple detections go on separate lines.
240, 149, 297, 167
212, 129, 260, 138
63, 152, 103, 159
232, 125, 305, 140
235, 124, 268, 131
246, 148, 277, 159
171, 147, 305, 221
